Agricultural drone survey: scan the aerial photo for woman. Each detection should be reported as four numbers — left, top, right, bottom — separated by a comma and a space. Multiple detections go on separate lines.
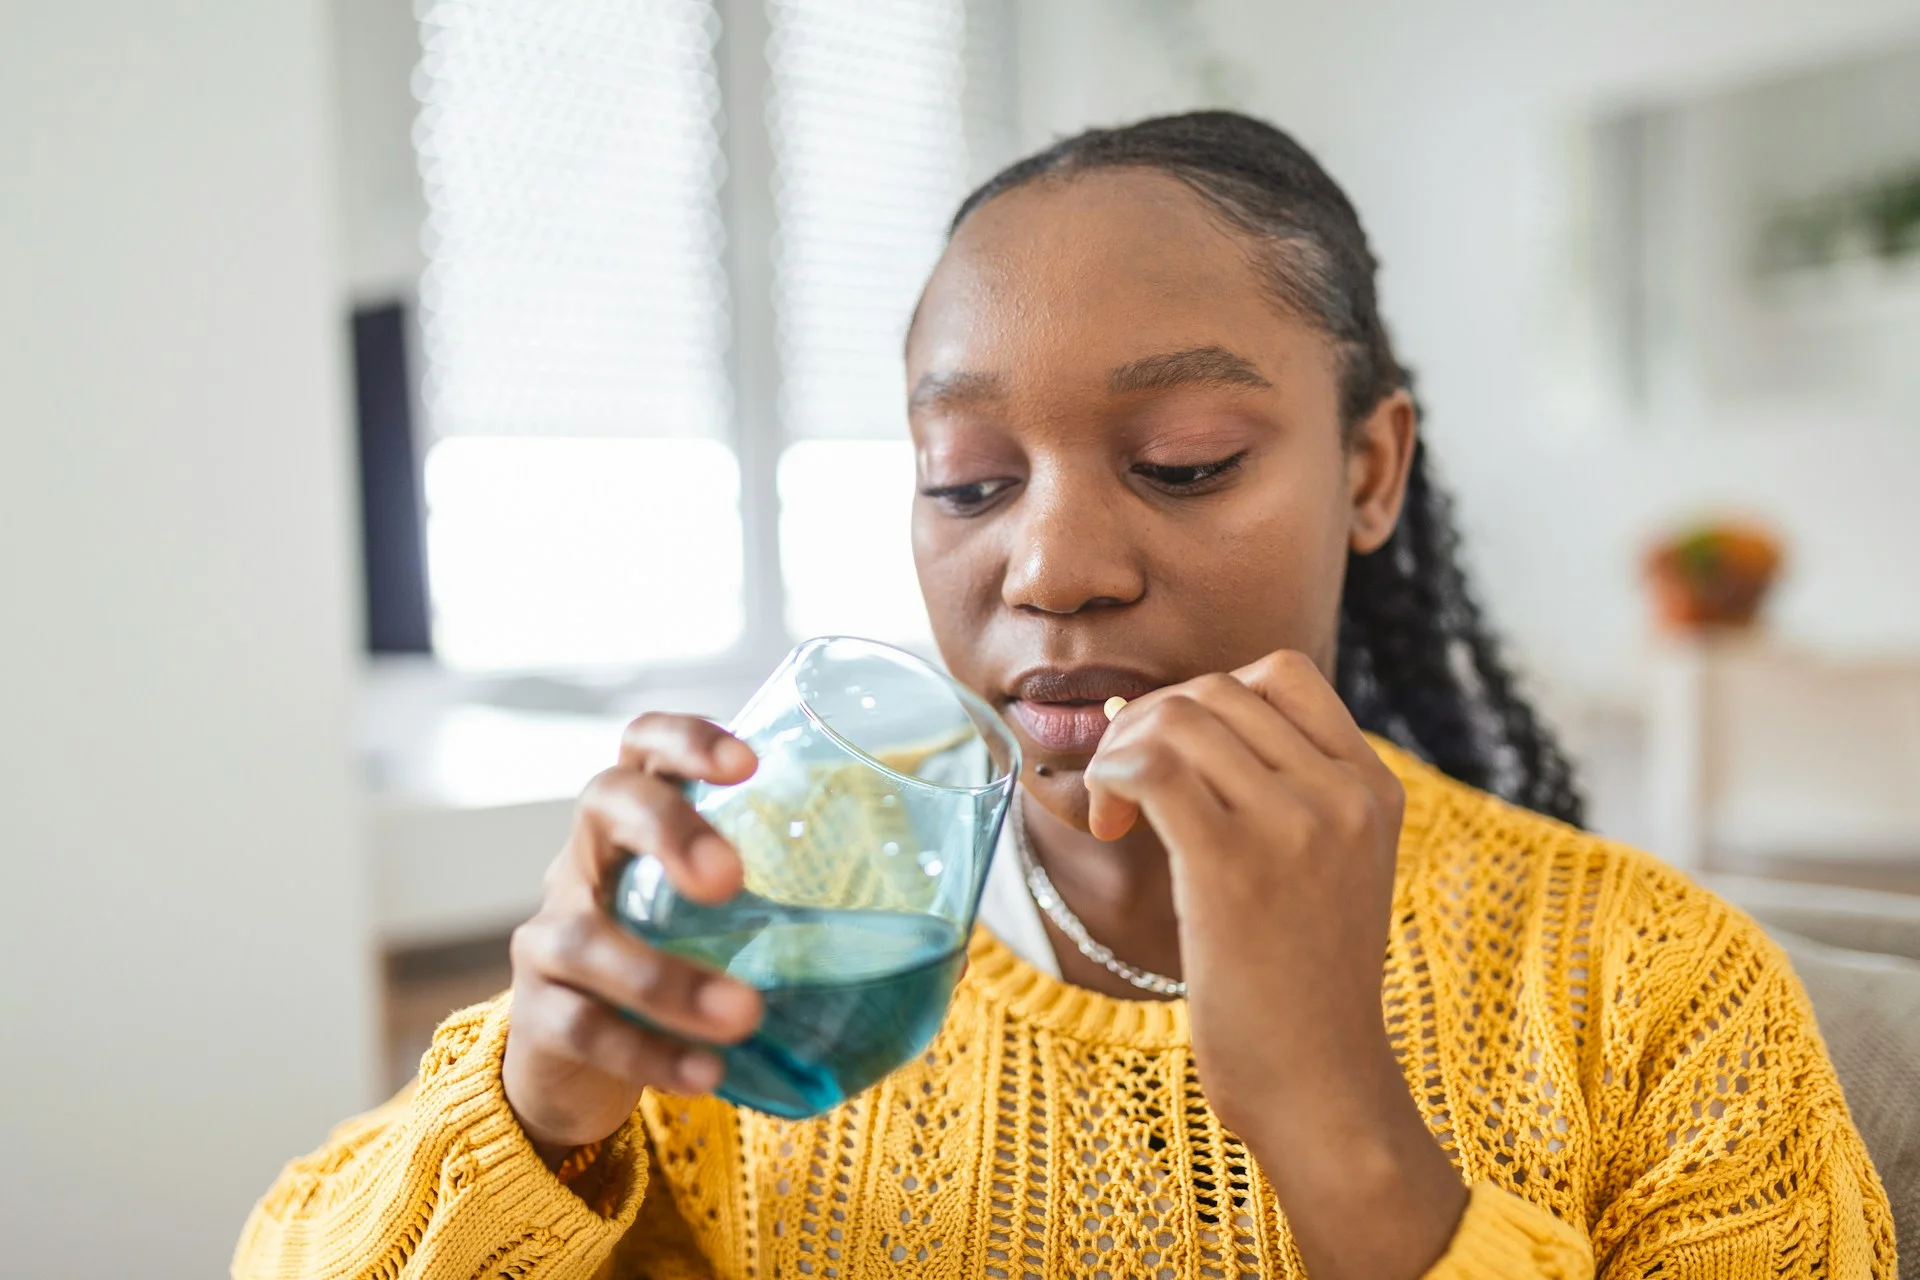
236, 113, 1894, 1279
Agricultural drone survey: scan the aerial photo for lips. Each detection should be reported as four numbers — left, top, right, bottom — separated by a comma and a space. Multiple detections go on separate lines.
1007, 701, 1116, 753
1005, 666, 1160, 756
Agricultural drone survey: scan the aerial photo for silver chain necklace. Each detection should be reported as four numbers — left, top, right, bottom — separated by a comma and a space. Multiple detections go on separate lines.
1007, 790, 1187, 998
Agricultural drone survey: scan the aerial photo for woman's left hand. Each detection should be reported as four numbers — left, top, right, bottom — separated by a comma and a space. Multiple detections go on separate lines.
1084, 650, 1467, 1280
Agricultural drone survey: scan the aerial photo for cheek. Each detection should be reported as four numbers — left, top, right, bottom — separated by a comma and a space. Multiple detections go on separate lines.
910, 507, 998, 641
1154, 469, 1351, 643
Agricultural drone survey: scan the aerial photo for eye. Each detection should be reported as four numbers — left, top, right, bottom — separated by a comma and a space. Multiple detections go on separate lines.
918, 476, 1017, 514
1132, 451, 1247, 491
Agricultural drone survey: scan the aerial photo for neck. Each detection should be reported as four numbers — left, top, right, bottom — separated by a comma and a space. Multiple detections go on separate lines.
1022, 788, 1185, 999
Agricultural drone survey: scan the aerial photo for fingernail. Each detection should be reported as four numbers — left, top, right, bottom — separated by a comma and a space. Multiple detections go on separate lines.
677, 1051, 723, 1092
716, 738, 755, 773
698, 977, 760, 1027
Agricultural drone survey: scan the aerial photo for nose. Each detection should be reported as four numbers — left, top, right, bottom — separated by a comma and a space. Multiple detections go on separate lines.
1000, 469, 1146, 615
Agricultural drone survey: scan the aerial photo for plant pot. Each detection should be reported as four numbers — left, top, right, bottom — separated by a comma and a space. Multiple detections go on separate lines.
1647, 563, 1770, 631
1644, 525, 1784, 634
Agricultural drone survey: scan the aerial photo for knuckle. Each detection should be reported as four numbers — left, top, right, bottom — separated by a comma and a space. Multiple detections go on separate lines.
620, 942, 669, 1002
578, 765, 628, 814
1377, 772, 1406, 820
1264, 649, 1317, 682
623, 711, 718, 766
1329, 787, 1374, 839
1146, 694, 1206, 732
511, 912, 586, 974
508, 920, 542, 973
619, 713, 670, 765
584, 767, 674, 844
624, 710, 675, 742
1188, 671, 1240, 700
1277, 648, 1317, 673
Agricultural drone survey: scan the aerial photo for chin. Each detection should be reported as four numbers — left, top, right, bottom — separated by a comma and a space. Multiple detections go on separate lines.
1020, 767, 1094, 831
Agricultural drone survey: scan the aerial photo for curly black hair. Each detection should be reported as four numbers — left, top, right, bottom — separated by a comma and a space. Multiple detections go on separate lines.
951, 110, 1584, 826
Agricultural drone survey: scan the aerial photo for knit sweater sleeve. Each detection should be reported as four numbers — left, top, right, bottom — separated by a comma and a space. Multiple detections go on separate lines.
1423, 861, 1896, 1280
232, 994, 700, 1279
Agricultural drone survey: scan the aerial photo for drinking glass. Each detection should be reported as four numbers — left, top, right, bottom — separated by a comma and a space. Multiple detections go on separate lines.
611, 636, 1020, 1119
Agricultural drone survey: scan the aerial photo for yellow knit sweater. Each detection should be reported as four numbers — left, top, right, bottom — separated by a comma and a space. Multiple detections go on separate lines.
235, 742, 1896, 1278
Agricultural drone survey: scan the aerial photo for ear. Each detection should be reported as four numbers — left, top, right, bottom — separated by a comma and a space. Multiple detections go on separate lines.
1345, 388, 1417, 555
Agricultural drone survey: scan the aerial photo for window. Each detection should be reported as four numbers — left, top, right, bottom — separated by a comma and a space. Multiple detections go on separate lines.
776, 439, 922, 642
413, 0, 737, 671
423, 437, 742, 670
765, 0, 1013, 647
409, 0, 1016, 674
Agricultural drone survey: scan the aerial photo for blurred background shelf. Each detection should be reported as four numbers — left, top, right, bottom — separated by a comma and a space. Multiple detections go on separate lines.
361, 669, 761, 947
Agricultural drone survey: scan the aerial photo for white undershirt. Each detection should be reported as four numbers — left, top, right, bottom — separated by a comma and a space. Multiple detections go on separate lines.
975, 807, 1063, 978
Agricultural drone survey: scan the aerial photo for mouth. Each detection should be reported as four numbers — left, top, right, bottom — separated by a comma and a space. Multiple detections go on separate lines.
1003, 666, 1161, 757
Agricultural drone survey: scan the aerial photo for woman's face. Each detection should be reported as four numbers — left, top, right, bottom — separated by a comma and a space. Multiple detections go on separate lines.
906, 169, 1412, 827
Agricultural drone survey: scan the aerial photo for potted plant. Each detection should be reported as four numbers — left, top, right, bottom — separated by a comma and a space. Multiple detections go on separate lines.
1644, 521, 1785, 632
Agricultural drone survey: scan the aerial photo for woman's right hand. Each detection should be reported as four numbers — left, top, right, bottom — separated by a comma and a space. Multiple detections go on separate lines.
502, 713, 765, 1164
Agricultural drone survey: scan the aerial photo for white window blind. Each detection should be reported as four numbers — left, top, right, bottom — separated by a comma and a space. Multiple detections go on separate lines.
767, 0, 1018, 442
405, 0, 1018, 670
768, 0, 1017, 642
414, 0, 731, 439
412, 0, 742, 671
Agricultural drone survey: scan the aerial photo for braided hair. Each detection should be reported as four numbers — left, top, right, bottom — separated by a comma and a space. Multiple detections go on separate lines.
951, 111, 1585, 826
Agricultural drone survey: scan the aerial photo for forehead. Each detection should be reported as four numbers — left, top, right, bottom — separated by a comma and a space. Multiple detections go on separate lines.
908, 169, 1304, 383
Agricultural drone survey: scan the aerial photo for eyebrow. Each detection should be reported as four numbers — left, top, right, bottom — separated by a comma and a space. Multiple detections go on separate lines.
909, 370, 1005, 412
908, 344, 1272, 412
1108, 346, 1272, 395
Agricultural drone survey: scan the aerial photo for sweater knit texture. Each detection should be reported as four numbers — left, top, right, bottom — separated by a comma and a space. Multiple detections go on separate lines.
234, 741, 1897, 1278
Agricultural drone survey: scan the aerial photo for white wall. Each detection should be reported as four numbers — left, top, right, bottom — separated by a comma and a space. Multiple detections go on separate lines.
1017, 0, 1920, 699
0, 3, 376, 1275
334, 0, 429, 301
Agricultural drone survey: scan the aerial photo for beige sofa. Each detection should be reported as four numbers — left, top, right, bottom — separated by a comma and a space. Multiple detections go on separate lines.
1710, 874, 1920, 1276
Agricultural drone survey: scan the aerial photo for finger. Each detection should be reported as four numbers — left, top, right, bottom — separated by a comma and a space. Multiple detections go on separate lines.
1085, 699, 1252, 840
1175, 672, 1346, 783
1164, 677, 1397, 864
575, 766, 744, 904
1230, 650, 1378, 768
513, 912, 762, 1045
618, 711, 758, 784
1122, 694, 1278, 810
1087, 735, 1231, 846
520, 980, 727, 1094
